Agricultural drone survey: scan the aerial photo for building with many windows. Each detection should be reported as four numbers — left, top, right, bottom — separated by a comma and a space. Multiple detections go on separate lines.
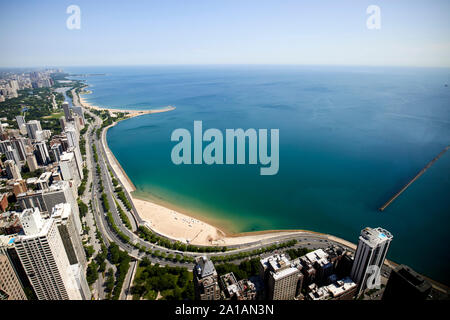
4, 160, 22, 180
0, 251, 27, 300
260, 253, 303, 300
25, 120, 42, 140
16, 180, 81, 235
193, 256, 221, 300
350, 227, 393, 295
13, 208, 84, 300
51, 203, 87, 270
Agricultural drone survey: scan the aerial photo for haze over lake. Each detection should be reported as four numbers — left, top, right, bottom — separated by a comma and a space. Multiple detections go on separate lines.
68, 65, 450, 284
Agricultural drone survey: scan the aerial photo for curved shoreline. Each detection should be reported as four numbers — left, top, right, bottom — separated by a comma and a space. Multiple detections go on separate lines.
76, 91, 450, 292
80, 94, 361, 247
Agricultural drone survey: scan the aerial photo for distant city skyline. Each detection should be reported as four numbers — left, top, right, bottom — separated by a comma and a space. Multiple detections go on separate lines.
1, 0, 450, 68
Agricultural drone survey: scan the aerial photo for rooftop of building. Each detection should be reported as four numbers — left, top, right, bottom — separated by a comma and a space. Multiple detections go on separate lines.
60, 152, 74, 161
18, 180, 68, 197
308, 276, 356, 300
195, 256, 217, 278
360, 227, 393, 247
394, 265, 432, 291
0, 234, 16, 248
271, 265, 300, 280
16, 215, 52, 239
37, 171, 52, 182
305, 249, 329, 266
238, 278, 256, 292
51, 203, 71, 220
260, 253, 292, 273
220, 272, 238, 287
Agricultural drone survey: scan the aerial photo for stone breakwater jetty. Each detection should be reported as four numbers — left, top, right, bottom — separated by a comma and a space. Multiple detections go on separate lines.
379, 145, 450, 212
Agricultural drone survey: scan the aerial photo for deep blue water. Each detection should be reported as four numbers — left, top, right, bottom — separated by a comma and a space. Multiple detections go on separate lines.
67, 65, 450, 284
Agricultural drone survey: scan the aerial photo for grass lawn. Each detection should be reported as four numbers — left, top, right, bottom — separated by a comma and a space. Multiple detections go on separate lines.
42, 111, 64, 119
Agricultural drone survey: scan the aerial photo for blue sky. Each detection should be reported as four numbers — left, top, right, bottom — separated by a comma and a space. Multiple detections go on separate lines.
1, 0, 449, 67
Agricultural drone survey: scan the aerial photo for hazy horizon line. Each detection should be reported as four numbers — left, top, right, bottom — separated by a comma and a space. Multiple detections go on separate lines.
1, 63, 450, 70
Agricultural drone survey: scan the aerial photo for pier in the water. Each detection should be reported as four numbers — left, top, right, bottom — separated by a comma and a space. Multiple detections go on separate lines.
379, 145, 450, 211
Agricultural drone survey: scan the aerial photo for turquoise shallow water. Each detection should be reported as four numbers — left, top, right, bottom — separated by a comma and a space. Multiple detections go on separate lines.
68, 66, 450, 284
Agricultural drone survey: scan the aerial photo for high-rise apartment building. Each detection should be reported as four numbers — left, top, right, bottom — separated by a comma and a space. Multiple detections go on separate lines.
382, 265, 431, 301
0, 140, 12, 154
5, 146, 21, 167
0, 235, 33, 298
51, 143, 63, 162
51, 203, 87, 270
59, 117, 67, 132
15, 115, 26, 130
72, 106, 85, 124
62, 102, 73, 122
34, 141, 50, 165
11, 138, 28, 162
4, 160, 22, 180
260, 253, 302, 300
14, 208, 84, 300
17, 180, 82, 235
0, 253, 27, 300
65, 125, 79, 148
26, 153, 39, 172
350, 227, 393, 295
25, 120, 42, 140
59, 152, 81, 187
193, 256, 221, 300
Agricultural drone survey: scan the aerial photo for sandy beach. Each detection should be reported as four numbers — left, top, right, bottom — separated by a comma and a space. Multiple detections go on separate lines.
79, 93, 357, 247
79, 95, 175, 118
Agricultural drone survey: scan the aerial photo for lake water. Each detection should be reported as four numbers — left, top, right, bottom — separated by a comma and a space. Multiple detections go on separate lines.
67, 65, 450, 284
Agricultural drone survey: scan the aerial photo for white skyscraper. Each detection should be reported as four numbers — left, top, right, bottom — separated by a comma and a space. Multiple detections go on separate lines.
65, 125, 79, 149
350, 227, 393, 295
51, 203, 87, 269
51, 204, 91, 300
64, 125, 83, 179
59, 152, 81, 187
14, 208, 84, 300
